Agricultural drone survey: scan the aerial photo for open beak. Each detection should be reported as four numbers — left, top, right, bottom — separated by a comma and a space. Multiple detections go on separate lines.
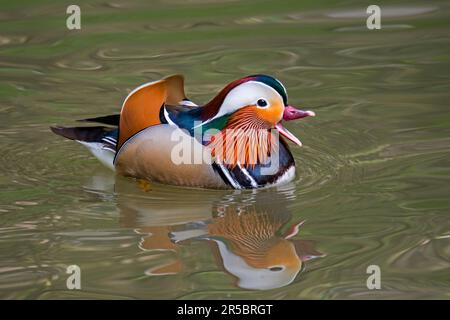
275, 122, 302, 146
275, 105, 315, 147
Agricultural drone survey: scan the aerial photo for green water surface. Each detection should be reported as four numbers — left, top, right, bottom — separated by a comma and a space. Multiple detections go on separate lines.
0, 0, 449, 299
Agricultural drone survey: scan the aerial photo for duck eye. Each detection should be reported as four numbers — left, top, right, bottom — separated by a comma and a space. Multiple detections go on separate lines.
256, 99, 268, 107
269, 266, 284, 272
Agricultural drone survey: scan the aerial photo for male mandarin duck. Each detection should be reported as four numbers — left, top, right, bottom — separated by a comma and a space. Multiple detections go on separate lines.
51, 74, 315, 189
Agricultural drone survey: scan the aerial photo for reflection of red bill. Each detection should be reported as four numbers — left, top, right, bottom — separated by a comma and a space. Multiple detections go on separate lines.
276, 105, 316, 146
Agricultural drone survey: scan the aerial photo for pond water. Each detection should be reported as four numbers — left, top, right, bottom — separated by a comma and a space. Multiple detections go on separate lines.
0, 0, 449, 299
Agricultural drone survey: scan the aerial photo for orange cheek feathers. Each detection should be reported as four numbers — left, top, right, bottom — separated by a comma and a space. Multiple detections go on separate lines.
255, 99, 284, 126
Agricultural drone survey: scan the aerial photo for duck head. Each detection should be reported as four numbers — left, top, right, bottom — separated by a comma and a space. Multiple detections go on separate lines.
198, 75, 315, 167
200, 75, 315, 145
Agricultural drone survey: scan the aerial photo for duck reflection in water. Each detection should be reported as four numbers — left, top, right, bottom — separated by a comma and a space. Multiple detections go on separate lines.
114, 180, 325, 291
173, 209, 323, 290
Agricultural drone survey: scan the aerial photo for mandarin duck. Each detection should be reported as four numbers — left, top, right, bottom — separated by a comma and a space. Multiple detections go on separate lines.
51, 74, 315, 189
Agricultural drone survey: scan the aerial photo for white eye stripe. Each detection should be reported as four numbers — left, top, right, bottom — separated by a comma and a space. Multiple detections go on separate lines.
195, 81, 284, 129
220, 81, 281, 113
